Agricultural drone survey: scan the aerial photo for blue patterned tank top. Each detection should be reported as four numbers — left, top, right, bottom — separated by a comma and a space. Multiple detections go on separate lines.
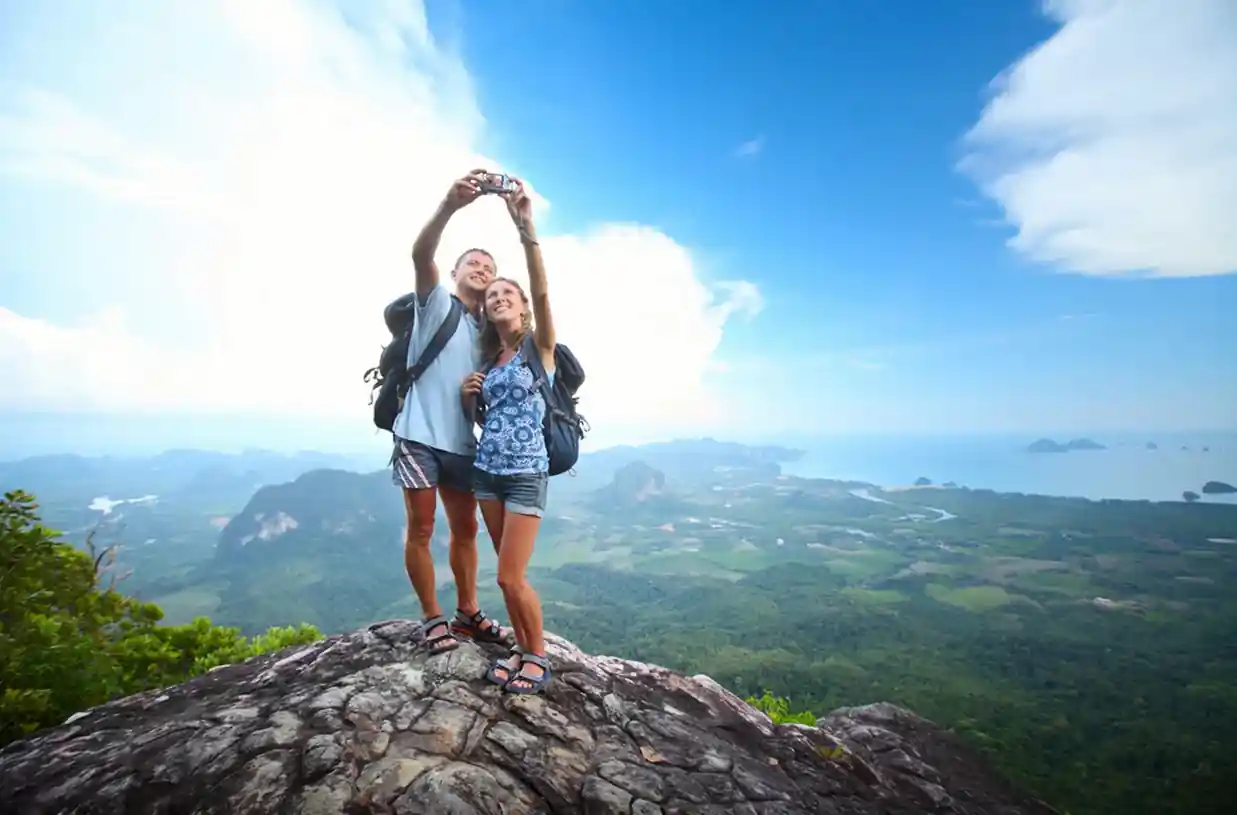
475, 349, 555, 476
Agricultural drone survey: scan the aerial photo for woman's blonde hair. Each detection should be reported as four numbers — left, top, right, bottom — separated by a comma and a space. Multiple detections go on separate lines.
478, 277, 534, 365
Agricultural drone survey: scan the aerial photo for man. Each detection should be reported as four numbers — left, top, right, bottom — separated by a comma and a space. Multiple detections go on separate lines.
393, 168, 511, 654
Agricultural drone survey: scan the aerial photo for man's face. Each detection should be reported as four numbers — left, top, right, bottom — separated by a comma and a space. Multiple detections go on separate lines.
454, 251, 495, 293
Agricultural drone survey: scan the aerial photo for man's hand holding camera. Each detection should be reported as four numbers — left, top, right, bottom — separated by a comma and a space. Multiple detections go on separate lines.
439, 167, 539, 247
441, 169, 487, 214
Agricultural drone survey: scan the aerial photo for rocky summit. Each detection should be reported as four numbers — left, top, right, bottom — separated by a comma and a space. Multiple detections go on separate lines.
0, 621, 1059, 815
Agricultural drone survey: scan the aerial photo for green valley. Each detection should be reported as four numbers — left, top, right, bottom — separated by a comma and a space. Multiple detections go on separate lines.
3, 440, 1236, 815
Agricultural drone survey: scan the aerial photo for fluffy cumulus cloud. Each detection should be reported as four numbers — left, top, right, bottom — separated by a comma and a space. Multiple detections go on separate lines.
959, 0, 1237, 277
0, 0, 760, 446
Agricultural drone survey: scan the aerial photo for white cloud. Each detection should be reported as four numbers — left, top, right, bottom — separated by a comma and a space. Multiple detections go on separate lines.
733, 136, 765, 158
0, 0, 760, 446
959, 0, 1237, 277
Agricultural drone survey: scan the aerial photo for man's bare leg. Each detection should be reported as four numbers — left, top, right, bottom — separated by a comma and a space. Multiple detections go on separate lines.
440, 485, 480, 615
403, 486, 457, 652
402, 486, 440, 616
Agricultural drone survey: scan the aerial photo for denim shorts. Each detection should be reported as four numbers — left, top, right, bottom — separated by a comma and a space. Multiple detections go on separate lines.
472, 467, 548, 517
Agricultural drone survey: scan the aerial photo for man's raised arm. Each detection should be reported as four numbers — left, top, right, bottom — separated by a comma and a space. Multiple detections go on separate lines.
412, 170, 486, 301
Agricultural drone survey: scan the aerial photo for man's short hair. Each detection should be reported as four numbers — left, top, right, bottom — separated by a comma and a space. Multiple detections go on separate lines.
453, 248, 495, 271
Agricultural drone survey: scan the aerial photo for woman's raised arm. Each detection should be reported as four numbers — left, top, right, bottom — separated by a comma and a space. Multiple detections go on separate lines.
506, 182, 556, 372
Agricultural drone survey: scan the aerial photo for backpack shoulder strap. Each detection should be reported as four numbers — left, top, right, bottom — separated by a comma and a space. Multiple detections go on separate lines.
405, 296, 465, 386
520, 334, 554, 398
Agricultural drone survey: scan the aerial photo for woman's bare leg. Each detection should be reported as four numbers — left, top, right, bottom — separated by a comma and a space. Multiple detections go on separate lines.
496, 511, 545, 688
479, 498, 524, 683
477, 498, 505, 557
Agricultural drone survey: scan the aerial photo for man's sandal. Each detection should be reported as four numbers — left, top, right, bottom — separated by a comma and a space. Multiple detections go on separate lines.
485, 644, 524, 687
422, 614, 460, 655
450, 608, 515, 646
504, 651, 553, 695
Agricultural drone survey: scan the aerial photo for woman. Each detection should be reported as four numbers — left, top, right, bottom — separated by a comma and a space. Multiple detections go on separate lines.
460, 177, 556, 695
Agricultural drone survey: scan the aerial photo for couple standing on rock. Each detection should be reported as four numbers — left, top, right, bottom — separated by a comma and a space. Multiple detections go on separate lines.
388, 169, 558, 696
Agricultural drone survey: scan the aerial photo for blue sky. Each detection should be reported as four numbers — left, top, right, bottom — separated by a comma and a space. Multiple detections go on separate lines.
453, 0, 1236, 433
0, 0, 1234, 457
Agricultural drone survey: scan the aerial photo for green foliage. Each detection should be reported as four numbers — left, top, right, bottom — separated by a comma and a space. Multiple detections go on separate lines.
16, 442, 1237, 815
547, 550, 1237, 815
745, 690, 818, 725
0, 490, 322, 746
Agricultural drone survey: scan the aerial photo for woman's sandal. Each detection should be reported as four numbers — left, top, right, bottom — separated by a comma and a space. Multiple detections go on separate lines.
485, 644, 524, 687
451, 608, 516, 646
504, 651, 553, 695
422, 614, 460, 655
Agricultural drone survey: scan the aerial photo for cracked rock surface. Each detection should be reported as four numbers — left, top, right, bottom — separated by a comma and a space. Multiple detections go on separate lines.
0, 620, 1060, 814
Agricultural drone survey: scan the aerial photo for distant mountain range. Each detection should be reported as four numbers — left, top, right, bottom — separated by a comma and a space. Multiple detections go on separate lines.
0, 448, 371, 512
215, 439, 798, 560
159, 438, 801, 634
0, 437, 802, 510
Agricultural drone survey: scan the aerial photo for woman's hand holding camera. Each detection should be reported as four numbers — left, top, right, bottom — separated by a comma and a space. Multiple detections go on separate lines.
502, 179, 538, 246
441, 167, 537, 244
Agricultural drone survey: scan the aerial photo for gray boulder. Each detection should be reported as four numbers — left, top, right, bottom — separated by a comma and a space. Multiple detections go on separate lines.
0, 620, 1060, 814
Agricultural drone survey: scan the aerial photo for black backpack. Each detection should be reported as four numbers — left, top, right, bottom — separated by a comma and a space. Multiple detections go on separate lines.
363, 293, 465, 432
477, 335, 589, 476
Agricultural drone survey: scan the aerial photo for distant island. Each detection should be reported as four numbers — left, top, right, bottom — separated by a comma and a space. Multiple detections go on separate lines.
1201, 480, 1236, 495
1026, 437, 1107, 454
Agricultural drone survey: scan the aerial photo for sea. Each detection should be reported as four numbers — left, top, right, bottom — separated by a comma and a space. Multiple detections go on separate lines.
772, 432, 1237, 504
1, 413, 1233, 506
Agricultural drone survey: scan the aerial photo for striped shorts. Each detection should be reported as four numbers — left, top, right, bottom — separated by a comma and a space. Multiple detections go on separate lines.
390, 437, 475, 493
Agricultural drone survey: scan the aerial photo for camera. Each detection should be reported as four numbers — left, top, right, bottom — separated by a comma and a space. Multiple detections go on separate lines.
478, 172, 518, 195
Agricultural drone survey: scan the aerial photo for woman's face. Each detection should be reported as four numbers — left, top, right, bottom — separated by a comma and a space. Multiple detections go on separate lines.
484, 279, 525, 326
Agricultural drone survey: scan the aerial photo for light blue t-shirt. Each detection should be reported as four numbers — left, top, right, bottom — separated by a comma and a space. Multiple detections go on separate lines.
391, 284, 482, 457
475, 348, 555, 475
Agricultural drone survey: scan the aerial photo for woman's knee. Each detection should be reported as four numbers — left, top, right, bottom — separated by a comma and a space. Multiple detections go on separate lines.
496, 570, 527, 595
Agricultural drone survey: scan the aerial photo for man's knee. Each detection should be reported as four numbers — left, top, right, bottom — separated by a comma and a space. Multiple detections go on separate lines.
440, 485, 479, 541
400, 487, 440, 544
404, 495, 436, 544
449, 512, 479, 542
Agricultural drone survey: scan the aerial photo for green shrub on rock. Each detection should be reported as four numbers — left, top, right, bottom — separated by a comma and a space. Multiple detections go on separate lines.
0, 490, 322, 745
746, 689, 818, 725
